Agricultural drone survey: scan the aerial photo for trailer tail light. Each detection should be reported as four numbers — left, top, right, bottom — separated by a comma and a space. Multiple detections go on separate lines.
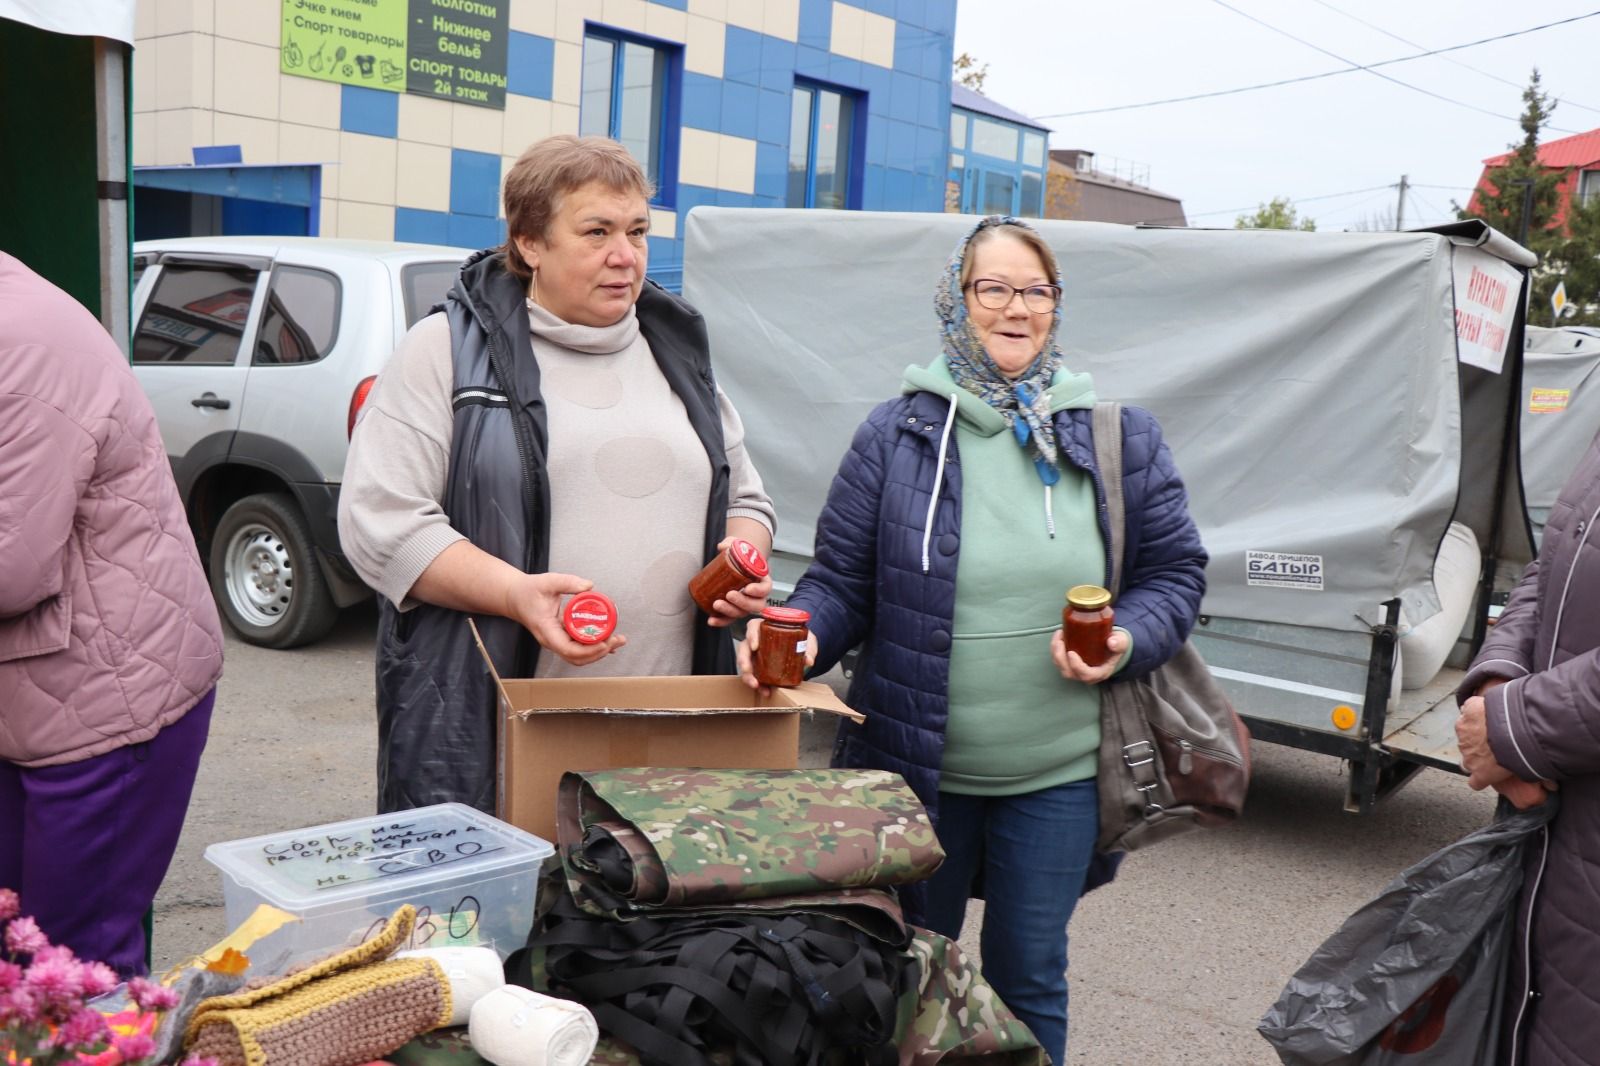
348, 375, 377, 438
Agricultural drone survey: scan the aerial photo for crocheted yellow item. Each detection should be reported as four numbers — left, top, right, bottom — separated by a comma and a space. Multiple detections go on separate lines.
184, 905, 453, 1066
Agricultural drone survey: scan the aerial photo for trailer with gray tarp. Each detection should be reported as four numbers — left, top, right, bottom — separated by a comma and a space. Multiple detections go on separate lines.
684, 210, 1536, 813
1522, 325, 1600, 542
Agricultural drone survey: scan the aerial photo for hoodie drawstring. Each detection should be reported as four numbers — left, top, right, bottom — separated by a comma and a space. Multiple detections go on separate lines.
1045, 483, 1055, 539
921, 393, 960, 574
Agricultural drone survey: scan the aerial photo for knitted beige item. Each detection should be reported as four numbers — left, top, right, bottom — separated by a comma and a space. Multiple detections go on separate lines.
184, 906, 453, 1066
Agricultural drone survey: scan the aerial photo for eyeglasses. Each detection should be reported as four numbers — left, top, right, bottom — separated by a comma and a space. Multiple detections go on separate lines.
966, 278, 1062, 314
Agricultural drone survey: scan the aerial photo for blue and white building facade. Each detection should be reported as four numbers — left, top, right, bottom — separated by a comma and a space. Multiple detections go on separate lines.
132, 0, 957, 289
947, 83, 1049, 218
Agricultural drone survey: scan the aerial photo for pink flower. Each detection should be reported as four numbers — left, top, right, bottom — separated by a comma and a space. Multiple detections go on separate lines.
0, 959, 21, 993
0, 887, 18, 922
125, 977, 178, 1012
110, 1032, 155, 1062
25, 950, 85, 1005
4, 915, 49, 956
3, 982, 41, 1025
79, 961, 118, 1000
56, 1006, 111, 1051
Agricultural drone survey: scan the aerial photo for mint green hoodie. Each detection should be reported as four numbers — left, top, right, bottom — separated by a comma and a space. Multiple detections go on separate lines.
903, 359, 1123, 795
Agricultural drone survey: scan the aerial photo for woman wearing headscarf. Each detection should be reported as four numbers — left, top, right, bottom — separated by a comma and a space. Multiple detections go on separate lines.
737, 216, 1206, 1063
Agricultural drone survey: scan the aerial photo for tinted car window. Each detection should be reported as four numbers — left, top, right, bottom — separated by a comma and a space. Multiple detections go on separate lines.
132, 264, 260, 365
254, 266, 341, 365
402, 261, 461, 327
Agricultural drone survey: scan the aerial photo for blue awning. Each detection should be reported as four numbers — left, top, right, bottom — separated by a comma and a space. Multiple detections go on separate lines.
133, 164, 319, 207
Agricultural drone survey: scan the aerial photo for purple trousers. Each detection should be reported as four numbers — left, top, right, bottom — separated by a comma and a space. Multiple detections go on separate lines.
0, 689, 213, 976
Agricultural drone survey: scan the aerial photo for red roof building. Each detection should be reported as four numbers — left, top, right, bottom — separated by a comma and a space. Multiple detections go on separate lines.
1469, 127, 1600, 228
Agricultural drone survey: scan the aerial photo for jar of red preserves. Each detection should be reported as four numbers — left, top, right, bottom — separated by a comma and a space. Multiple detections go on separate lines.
754, 606, 810, 688
562, 591, 617, 645
688, 539, 769, 614
1063, 585, 1114, 668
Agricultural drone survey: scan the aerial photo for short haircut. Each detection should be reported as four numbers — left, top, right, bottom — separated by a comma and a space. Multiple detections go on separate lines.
500, 135, 655, 284
960, 221, 1061, 289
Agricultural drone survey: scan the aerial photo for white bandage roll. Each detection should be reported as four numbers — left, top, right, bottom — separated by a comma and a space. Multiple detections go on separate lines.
468, 985, 599, 1066
395, 946, 505, 1026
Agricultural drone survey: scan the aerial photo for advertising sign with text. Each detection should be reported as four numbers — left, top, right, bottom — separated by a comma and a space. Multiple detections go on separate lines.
279, 0, 508, 109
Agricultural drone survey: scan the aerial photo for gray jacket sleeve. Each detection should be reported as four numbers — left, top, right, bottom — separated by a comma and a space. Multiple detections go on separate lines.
1457, 557, 1540, 703
718, 385, 775, 536
336, 312, 465, 608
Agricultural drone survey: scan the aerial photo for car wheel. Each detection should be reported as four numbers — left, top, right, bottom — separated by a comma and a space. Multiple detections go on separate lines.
210, 492, 338, 649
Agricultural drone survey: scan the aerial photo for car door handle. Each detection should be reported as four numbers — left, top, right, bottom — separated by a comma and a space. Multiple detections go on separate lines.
191, 393, 232, 410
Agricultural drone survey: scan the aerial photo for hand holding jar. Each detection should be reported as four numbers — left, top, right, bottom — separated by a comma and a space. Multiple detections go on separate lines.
1051, 585, 1127, 685
693, 536, 775, 627
736, 609, 819, 693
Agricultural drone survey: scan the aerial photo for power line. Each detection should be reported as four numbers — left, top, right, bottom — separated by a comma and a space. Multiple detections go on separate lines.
1301, 0, 1600, 114
1032, 9, 1598, 123
1163, 182, 1400, 225
1208, 0, 1578, 133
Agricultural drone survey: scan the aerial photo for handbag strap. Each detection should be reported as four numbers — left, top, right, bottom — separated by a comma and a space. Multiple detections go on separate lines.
1092, 401, 1165, 814
1093, 402, 1127, 596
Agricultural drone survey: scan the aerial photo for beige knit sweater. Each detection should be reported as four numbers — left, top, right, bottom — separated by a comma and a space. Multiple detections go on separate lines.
339, 299, 775, 678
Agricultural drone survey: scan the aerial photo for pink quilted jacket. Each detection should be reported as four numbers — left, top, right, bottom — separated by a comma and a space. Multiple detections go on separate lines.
0, 253, 222, 767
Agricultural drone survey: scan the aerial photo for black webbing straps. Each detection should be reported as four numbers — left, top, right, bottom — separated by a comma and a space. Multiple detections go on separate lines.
512, 890, 905, 1066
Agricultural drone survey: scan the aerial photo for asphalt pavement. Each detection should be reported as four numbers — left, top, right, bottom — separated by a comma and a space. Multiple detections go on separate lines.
153, 604, 1497, 1065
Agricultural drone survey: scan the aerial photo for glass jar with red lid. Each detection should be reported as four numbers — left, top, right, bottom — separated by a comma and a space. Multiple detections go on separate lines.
688, 539, 769, 615
562, 591, 618, 645
1063, 585, 1114, 669
754, 606, 810, 688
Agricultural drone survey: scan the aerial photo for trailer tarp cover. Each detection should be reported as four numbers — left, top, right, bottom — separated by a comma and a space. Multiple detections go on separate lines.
1523, 326, 1600, 533
684, 210, 1530, 634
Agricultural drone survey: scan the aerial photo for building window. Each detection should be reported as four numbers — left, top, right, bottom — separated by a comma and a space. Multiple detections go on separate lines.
1020, 172, 1042, 219
1023, 132, 1046, 168
580, 30, 673, 195
788, 82, 857, 209
1581, 169, 1600, 206
970, 117, 1018, 161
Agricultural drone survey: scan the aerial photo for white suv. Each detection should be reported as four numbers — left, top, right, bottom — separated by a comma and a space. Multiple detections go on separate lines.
131, 237, 474, 648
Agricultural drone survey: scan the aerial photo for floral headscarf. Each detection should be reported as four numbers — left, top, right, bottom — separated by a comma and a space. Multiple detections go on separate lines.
935, 215, 1066, 486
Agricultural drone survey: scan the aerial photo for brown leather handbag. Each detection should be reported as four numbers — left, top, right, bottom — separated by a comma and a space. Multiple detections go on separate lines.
1091, 402, 1251, 853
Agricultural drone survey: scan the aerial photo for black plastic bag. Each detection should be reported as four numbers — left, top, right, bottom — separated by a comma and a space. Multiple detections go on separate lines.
1259, 798, 1556, 1065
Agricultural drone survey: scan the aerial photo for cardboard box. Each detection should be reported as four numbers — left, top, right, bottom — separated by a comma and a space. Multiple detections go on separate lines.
471, 622, 864, 842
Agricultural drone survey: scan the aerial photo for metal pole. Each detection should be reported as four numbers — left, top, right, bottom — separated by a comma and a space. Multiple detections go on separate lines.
1395, 174, 1408, 230
1511, 178, 1535, 248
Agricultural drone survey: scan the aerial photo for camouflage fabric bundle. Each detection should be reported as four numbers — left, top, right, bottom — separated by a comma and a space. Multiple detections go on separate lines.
555, 767, 945, 916
501, 768, 1044, 1066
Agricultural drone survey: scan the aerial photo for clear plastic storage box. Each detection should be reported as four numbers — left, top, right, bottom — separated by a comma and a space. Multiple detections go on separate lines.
205, 803, 553, 963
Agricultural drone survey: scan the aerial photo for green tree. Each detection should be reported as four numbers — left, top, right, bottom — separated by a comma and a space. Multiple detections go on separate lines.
1460, 69, 1600, 325
1235, 196, 1316, 231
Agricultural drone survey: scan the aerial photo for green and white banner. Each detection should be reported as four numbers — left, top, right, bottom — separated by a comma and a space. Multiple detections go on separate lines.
280, 0, 509, 109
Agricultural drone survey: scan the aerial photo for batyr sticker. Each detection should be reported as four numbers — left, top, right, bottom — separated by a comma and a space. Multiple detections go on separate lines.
1247, 551, 1324, 591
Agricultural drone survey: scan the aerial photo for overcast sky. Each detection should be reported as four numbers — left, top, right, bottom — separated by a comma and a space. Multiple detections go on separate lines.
954, 1, 1599, 230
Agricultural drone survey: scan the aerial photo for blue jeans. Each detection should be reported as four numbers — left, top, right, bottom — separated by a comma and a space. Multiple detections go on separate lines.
922, 779, 1099, 1066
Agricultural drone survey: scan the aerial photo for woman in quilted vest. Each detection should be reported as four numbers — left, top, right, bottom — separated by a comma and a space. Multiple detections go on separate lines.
0, 252, 224, 975
340, 135, 775, 815
737, 216, 1207, 1064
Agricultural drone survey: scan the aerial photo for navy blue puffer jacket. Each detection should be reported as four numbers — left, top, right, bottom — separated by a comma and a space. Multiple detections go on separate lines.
787, 387, 1208, 846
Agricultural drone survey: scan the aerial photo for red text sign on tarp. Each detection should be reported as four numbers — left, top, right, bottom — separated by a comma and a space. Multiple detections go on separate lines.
1452, 247, 1522, 375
